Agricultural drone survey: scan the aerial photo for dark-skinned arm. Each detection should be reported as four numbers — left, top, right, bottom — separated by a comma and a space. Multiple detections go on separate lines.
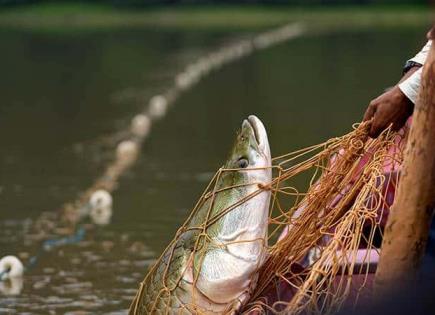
363, 66, 419, 138
363, 27, 434, 138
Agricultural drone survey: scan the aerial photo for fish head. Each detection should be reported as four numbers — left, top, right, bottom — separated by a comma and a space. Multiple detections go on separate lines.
223, 115, 271, 184
136, 116, 273, 313
189, 115, 272, 306
214, 114, 272, 246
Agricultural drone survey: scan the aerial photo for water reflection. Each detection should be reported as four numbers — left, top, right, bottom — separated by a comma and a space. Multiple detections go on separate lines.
0, 277, 24, 296
0, 26, 427, 313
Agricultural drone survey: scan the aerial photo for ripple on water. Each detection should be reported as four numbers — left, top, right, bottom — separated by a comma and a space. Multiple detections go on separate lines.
0, 27, 293, 314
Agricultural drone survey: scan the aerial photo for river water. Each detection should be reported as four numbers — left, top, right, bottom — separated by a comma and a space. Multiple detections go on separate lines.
0, 26, 427, 313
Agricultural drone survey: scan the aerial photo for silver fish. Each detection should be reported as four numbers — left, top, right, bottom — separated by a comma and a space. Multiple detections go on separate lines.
130, 115, 272, 314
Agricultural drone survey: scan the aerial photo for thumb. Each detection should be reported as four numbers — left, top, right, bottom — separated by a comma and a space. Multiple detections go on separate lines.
369, 113, 385, 138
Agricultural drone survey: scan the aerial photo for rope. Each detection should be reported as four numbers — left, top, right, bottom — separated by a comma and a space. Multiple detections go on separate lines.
132, 121, 410, 314
2, 23, 305, 290
0, 226, 87, 280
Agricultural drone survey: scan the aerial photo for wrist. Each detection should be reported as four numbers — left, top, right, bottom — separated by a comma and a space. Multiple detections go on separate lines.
399, 65, 421, 83
398, 67, 422, 104
395, 89, 415, 127
402, 61, 422, 75
394, 85, 414, 110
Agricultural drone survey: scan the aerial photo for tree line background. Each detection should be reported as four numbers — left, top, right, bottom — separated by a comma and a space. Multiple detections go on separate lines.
0, 0, 427, 7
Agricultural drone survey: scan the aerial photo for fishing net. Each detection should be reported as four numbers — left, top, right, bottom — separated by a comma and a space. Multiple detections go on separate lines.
130, 121, 409, 315
244, 121, 408, 315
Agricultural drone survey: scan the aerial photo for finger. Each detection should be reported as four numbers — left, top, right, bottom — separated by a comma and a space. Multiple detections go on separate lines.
369, 124, 382, 138
369, 113, 385, 138
363, 104, 376, 121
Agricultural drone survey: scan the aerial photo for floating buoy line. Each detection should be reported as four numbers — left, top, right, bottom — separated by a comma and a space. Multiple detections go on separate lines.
0, 23, 304, 294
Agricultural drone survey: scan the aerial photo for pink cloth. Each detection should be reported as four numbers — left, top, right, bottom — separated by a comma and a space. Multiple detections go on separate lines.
261, 121, 412, 313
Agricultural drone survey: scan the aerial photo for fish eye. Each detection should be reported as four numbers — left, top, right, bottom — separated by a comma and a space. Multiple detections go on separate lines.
237, 158, 249, 169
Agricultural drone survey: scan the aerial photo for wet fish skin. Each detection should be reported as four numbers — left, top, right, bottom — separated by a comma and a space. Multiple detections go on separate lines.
130, 115, 272, 314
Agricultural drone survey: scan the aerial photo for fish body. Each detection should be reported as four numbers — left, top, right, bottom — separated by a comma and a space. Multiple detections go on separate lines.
130, 116, 272, 314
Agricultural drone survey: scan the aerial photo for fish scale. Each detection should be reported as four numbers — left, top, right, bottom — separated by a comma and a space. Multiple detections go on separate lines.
130, 116, 272, 314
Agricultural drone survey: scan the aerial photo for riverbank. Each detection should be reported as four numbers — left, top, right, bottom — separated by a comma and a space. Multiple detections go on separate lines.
0, 3, 430, 32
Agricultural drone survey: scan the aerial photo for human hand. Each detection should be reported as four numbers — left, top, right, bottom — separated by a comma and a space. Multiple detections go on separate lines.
363, 85, 414, 138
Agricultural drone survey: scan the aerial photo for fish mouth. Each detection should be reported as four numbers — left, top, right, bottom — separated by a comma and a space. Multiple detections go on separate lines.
245, 115, 268, 152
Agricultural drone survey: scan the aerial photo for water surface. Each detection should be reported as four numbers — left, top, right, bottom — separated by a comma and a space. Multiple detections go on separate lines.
0, 26, 427, 313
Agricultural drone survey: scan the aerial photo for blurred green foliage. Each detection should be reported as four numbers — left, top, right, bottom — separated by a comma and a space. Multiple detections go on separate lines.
0, 2, 428, 32
0, 0, 428, 7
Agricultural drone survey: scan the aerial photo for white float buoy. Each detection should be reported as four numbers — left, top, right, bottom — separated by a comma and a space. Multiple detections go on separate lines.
90, 206, 113, 226
116, 140, 138, 162
208, 53, 224, 70
0, 256, 24, 280
148, 95, 168, 119
175, 73, 193, 90
130, 114, 151, 138
0, 277, 23, 295
194, 59, 210, 76
89, 189, 113, 210
185, 64, 202, 83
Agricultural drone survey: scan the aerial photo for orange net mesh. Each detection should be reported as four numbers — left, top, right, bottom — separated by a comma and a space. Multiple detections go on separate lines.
130, 122, 409, 315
